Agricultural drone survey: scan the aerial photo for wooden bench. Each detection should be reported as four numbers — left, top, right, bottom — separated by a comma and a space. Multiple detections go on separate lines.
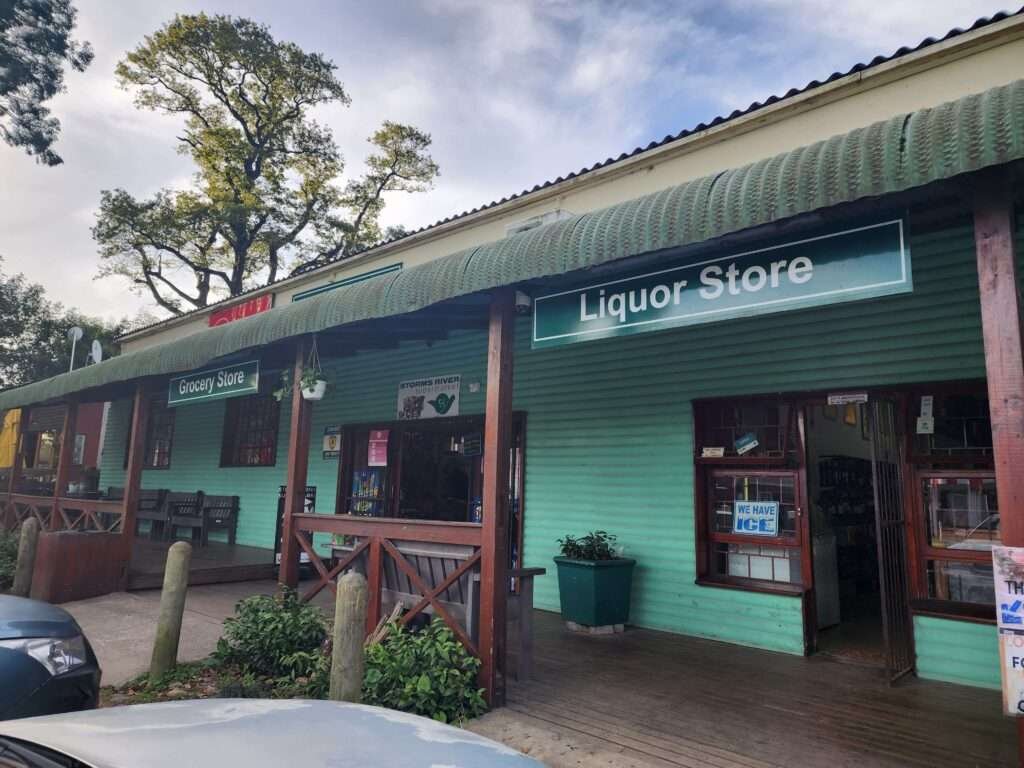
106, 486, 168, 538
166, 491, 205, 544
200, 494, 240, 546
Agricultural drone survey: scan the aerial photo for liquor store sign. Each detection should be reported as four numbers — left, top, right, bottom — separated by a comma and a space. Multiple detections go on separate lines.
532, 220, 911, 349
168, 360, 260, 406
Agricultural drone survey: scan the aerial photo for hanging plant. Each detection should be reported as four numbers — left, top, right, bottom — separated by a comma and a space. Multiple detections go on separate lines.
272, 336, 328, 402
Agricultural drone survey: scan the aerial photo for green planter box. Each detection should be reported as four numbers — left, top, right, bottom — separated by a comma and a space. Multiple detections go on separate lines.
554, 556, 636, 627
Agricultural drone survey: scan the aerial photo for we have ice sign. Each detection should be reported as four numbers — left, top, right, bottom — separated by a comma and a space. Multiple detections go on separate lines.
733, 501, 780, 536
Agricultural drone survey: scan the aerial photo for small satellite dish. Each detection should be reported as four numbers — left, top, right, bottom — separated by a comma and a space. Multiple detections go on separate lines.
90, 340, 103, 365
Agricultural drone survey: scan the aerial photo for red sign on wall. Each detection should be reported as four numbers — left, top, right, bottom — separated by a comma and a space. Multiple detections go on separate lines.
208, 294, 273, 327
368, 429, 390, 467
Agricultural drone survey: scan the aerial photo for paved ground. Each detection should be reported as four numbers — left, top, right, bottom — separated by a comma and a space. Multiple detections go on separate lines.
61, 581, 293, 686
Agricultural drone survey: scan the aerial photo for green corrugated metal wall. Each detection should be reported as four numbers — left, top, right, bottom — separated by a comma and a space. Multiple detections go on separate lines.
914, 616, 1000, 689
100, 219, 1002, 684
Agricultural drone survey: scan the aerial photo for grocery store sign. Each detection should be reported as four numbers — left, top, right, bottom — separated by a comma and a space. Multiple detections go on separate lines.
532, 219, 910, 349
168, 360, 260, 406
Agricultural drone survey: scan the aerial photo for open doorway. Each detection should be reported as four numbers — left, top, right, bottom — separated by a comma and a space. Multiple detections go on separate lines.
805, 402, 885, 666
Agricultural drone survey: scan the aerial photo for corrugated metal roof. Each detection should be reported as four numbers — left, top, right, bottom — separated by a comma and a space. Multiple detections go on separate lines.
3, 78, 1024, 411
118, 7, 1024, 340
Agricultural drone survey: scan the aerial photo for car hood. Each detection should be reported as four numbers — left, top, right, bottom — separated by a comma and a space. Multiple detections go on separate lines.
0, 596, 79, 640
0, 699, 541, 768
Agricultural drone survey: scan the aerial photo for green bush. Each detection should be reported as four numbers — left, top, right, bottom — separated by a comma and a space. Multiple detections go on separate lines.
557, 530, 618, 560
214, 590, 327, 679
363, 619, 487, 724
0, 528, 18, 592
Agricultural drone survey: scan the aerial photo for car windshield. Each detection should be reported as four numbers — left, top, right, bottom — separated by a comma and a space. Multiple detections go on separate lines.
0, 737, 82, 768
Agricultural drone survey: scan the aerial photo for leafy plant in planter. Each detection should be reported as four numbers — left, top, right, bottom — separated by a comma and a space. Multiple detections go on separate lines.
273, 336, 328, 402
557, 530, 619, 560
554, 530, 636, 628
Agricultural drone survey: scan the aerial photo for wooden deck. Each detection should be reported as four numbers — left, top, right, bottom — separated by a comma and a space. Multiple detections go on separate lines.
128, 539, 277, 590
507, 611, 1014, 768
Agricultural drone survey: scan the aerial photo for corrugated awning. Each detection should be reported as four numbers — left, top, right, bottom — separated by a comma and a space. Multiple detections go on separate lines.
2, 78, 1023, 411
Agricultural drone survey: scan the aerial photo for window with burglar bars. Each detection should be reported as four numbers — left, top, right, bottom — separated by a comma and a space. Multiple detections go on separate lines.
221, 395, 280, 467
123, 397, 176, 469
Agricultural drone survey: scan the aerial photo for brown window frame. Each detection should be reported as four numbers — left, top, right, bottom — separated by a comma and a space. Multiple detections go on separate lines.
901, 383, 996, 623
220, 394, 281, 468
123, 396, 176, 470
693, 396, 811, 597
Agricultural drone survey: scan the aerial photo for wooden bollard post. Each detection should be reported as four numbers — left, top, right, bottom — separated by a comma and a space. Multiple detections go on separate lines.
11, 518, 41, 598
329, 571, 368, 702
149, 541, 192, 683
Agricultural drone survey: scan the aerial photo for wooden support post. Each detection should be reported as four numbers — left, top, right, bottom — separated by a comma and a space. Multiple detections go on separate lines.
51, 399, 78, 530
479, 288, 515, 707
11, 517, 41, 597
149, 541, 192, 682
365, 537, 383, 635
972, 168, 1024, 766
280, 340, 312, 590
121, 384, 150, 583
329, 571, 368, 702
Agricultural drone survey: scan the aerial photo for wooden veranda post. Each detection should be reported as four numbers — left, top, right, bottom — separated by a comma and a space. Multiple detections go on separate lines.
121, 384, 150, 582
479, 288, 515, 707
280, 340, 312, 590
972, 168, 1024, 765
51, 399, 78, 529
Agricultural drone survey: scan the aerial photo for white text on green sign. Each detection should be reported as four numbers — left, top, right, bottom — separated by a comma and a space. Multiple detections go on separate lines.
168, 361, 260, 406
532, 220, 910, 348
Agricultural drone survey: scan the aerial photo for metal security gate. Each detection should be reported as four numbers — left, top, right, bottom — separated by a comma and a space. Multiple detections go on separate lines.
867, 400, 915, 683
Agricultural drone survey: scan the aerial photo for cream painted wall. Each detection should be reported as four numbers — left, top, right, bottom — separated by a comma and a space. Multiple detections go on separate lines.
120, 17, 1024, 354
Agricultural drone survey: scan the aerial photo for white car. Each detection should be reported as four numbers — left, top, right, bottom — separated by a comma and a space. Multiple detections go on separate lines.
0, 699, 542, 767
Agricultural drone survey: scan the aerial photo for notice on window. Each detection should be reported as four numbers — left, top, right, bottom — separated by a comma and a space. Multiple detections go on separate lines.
733, 501, 779, 537
993, 546, 1024, 715
397, 375, 460, 420
368, 429, 389, 467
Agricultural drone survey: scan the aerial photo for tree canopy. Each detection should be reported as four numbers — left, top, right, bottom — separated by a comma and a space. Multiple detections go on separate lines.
93, 13, 438, 316
0, 0, 93, 165
0, 259, 126, 390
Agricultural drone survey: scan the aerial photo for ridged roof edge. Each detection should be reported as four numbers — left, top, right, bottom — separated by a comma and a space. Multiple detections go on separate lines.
3, 78, 1024, 410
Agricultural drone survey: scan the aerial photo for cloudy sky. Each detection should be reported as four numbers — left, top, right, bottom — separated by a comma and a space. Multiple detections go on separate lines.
0, 0, 1009, 322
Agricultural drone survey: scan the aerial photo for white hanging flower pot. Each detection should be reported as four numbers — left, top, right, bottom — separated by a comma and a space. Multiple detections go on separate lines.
302, 378, 328, 401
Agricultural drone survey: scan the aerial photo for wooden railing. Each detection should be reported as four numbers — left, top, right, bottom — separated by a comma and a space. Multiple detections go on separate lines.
0, 493, 124, 534
291, 514, 483, 654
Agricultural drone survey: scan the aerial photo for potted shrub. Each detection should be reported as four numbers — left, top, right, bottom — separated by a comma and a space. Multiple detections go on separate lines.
554, 530, 635, 629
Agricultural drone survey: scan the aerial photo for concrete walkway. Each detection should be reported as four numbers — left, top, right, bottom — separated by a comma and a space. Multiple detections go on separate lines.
61, 580, 300, 686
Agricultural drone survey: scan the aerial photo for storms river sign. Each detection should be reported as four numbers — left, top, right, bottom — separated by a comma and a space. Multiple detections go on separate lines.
168, 361, 260, 406
532, 219, 911, 349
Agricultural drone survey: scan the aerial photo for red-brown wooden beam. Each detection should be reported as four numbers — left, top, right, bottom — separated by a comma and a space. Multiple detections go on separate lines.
478, 288, 515, 707
972, 167, 1024, 766
51, 399, 78, 530
973, 172, 1024, 543
279, 340, 312, 590
120, 384, 150, 586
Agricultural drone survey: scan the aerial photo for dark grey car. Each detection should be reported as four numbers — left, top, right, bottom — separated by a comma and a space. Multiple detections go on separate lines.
0, 595, 101, 720
0, 699, 543, 767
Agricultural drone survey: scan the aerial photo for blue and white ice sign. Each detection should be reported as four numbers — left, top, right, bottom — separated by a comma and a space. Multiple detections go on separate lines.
733, 501, 780, 536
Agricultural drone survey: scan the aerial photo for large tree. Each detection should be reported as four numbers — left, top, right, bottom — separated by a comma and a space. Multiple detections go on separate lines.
0, 0, 93, 165
93, 14, 438, 316
0, 259, 125, 389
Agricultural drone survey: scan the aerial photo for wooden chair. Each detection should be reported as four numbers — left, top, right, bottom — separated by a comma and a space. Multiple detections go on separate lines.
167, 491, 205, 544
201, 495, 239, 546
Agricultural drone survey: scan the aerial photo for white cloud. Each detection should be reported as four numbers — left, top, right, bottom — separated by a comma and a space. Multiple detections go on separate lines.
0, 0, 1006, 321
